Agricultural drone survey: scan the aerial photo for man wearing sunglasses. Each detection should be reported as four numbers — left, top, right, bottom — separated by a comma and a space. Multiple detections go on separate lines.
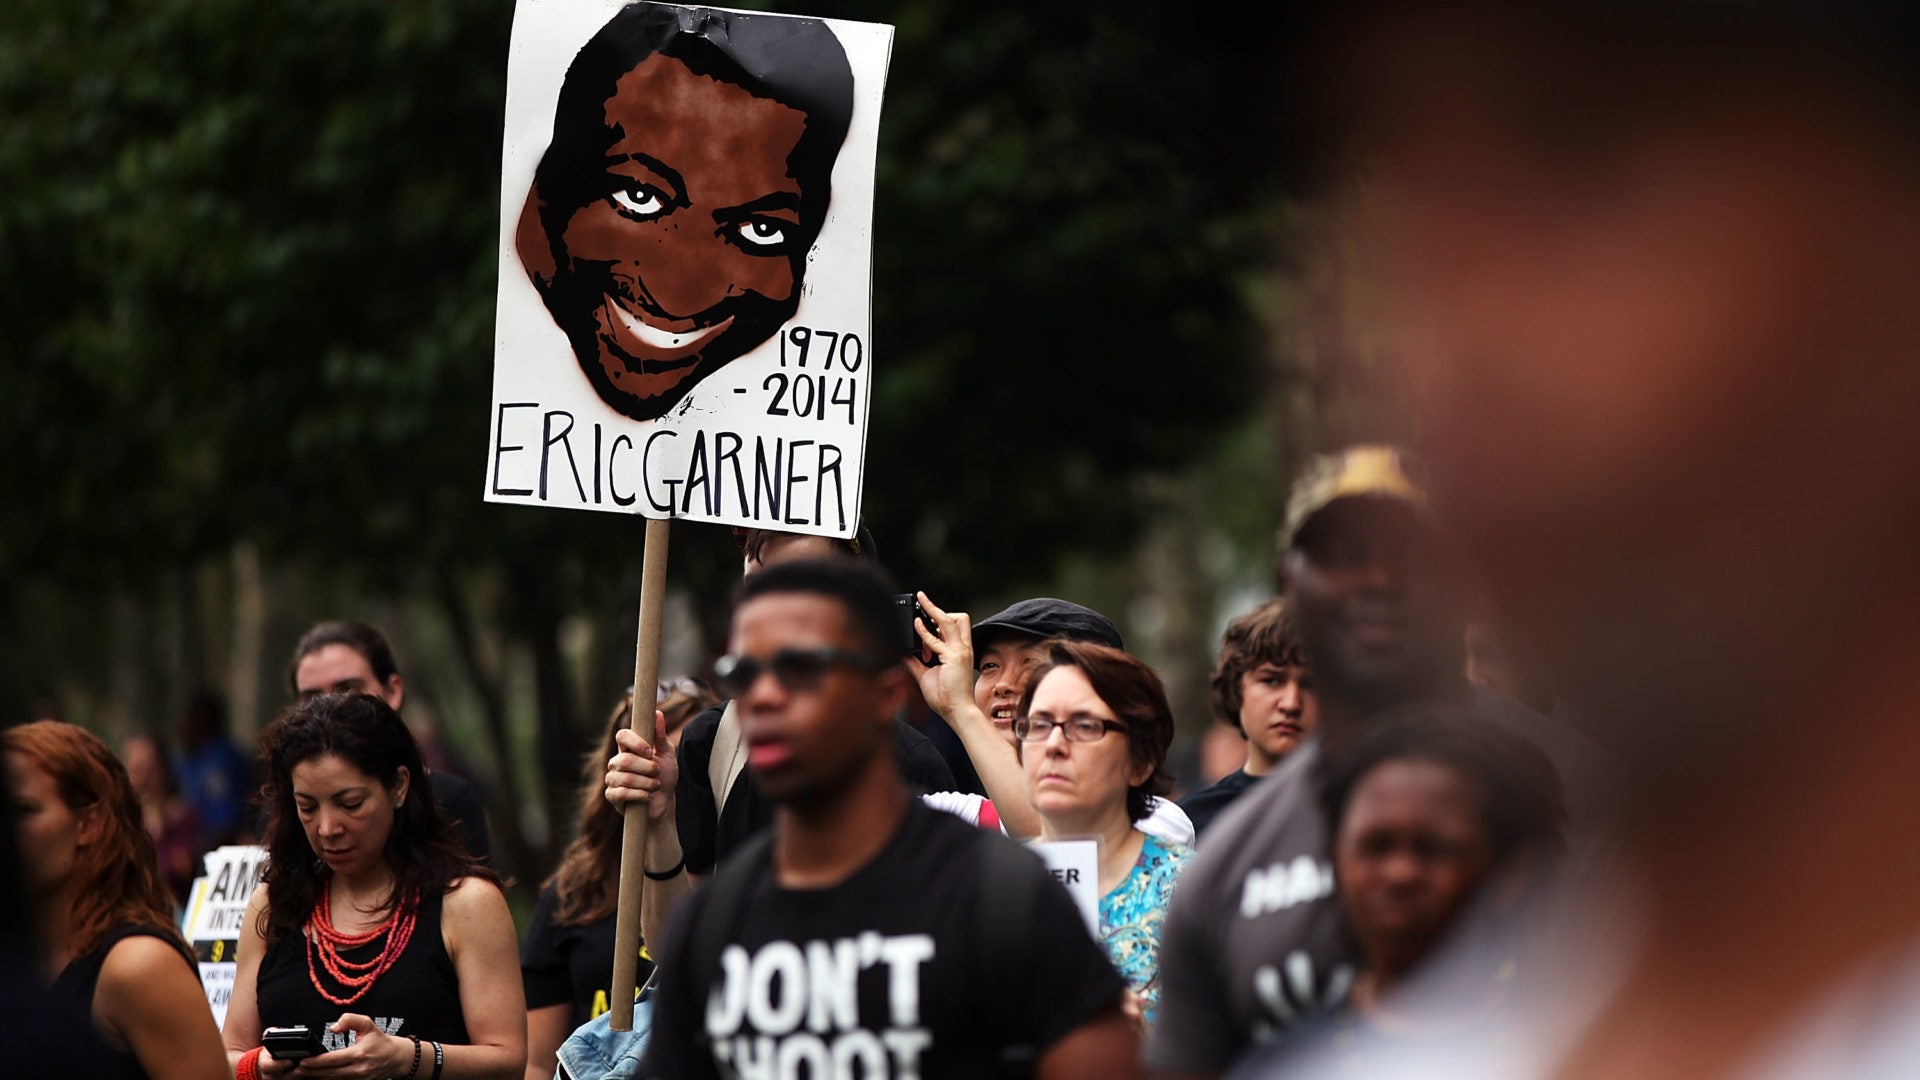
604, 526, 954, 869
640, 558, 1137, 1078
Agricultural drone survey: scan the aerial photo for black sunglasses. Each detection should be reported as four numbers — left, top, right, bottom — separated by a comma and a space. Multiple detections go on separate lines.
712, 648, 892, 697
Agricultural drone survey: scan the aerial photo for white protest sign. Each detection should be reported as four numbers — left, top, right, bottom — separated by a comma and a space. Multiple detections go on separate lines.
1031, 838, 1100, 938
178, 844, 268, 1028
486, 1, 893, 537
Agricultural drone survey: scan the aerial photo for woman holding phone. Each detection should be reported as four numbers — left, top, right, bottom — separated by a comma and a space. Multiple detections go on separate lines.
223, 692, 524, 1079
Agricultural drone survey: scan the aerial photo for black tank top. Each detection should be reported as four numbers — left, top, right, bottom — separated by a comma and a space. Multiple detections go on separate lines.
257, 888, 470, 1049
49, 924, 198, 1080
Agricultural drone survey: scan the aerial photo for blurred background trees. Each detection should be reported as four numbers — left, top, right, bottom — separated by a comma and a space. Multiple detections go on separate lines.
0, 0, 1386, 889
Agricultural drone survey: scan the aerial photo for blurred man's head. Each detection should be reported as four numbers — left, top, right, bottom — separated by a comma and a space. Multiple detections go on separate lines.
1281, 446, 1465, 727
717, 559, 911, 808
970, 599, 1125, 745
1319, 6, 1920, 788
288, 620, 404, 712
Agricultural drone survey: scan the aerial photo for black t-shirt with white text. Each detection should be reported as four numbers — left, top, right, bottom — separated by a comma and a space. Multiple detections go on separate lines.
642, 800, 1123, 1079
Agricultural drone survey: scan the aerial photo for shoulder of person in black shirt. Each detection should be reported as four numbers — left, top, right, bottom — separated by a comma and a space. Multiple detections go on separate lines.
521, 881, 648, 1028
429, 770, 493, 867
519, 884, 573, 1012
894, 718, 955, 795
1179, 768, 1259, 841
914, 711, 987, 797
641, 801, 1123, 1080
675, 703, 727, 875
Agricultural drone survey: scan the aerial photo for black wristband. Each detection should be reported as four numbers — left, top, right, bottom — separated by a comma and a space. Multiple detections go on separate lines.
643, 856, 685, 881
430, 1041, 444, 1080
404, 1035, 423, 1080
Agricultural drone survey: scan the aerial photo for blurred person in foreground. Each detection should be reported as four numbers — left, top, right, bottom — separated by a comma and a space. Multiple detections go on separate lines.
640, 558, 1137, 1077
1232, 709, 1566, 1076
1179, 599, 1318, 840
1294, 4, 1920, 1077
5, 720, 229, 1080
520, 677, 716, 1080
1146, 446, 1600, 1078
223, 693, 524, 1079
1015, 640, 1192, 1028
289, 619, 495, 865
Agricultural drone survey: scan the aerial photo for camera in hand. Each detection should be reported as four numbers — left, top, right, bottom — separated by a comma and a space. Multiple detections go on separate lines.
892, 593, 940, 664
261, 1025, 326, 1061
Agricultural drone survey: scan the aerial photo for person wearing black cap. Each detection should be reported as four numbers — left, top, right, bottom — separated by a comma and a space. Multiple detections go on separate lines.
909, 593, 1196, 844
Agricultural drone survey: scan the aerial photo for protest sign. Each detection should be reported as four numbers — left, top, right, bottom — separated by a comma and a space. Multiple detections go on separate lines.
179, 845, 268, 1029
486, 0, 893, 538
1032, 838, 1101, 937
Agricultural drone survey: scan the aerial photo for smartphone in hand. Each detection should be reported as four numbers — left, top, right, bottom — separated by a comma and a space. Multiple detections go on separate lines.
262, 1026, 326, 1061
893, 593, 940, 665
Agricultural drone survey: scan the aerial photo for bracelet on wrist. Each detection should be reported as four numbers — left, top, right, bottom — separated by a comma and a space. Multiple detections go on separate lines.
237, 1047, 263, 1080
643, 855, 685, 880
404, 1034, 423, 1080
430, 1040, 444, 1080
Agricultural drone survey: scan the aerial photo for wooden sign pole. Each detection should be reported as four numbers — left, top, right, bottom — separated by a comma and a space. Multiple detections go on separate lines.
609, 515, 671, 1031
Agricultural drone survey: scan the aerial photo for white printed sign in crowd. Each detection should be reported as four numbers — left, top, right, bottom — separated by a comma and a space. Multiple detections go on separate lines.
1032, 838, 1101, 937
486, 0, 892, 538
178, 844, 268, 1029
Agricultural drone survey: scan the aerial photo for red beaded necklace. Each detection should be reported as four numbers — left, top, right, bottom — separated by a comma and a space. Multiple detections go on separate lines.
305, 881, 419, 1007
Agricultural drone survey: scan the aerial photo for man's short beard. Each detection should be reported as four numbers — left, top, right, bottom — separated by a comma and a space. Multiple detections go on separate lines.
1302, 624, 1463, 731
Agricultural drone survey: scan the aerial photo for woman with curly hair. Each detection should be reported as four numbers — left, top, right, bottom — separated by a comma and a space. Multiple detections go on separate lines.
5, 720, 228, 1080
222, 693, 524, 1079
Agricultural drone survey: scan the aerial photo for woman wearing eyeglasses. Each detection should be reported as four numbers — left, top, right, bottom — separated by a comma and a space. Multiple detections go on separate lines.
1014, 640, 1192, 1029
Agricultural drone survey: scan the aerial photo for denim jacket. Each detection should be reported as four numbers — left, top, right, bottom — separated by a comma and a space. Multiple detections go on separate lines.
554, 997, 653, 1080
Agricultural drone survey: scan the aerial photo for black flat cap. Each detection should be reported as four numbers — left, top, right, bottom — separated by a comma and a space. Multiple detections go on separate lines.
972, 598, 1124, 652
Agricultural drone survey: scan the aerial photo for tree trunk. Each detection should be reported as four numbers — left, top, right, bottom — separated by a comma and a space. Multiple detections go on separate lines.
516, 563, 581, 886
434, 570, 543, 884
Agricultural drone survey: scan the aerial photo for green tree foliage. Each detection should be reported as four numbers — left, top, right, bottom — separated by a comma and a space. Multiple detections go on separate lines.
1, 0, 1288, 873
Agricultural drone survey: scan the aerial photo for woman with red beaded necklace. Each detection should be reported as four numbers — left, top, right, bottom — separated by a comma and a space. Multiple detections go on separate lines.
222, 693, 524, 1079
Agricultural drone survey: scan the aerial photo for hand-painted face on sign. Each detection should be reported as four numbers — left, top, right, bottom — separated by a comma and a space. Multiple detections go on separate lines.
518, 3, 853, 422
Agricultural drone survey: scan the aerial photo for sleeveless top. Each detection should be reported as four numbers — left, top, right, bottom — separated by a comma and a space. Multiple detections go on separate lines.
257, 888, 470, 1049
49, 924, 198, 1080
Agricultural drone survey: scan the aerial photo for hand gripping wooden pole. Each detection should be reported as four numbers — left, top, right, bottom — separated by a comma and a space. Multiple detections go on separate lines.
609, 516, 670, 1031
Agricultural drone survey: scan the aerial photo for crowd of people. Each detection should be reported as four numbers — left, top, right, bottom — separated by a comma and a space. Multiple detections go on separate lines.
13, 2, 1920, 1078
5, 452, 1587, 1080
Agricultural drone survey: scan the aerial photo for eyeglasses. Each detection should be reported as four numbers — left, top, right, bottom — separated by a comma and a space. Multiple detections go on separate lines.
1012, 715, 1128, 744
656, 677, 709, 701
711, 648, 891, 698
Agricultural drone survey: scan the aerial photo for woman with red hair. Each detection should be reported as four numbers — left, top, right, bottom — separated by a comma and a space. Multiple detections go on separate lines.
4, 720, 229, 1080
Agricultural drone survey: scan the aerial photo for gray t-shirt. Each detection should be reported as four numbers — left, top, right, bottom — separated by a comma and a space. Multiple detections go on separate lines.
1147, 687, 1607, 1075
1145, 737, 1354, 1073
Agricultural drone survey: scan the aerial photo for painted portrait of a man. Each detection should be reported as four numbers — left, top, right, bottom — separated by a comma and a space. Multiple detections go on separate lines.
516, 3, 855, 422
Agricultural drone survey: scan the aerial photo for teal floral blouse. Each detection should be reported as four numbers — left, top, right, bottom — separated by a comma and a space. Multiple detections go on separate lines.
1098, 833, 1194, 1024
